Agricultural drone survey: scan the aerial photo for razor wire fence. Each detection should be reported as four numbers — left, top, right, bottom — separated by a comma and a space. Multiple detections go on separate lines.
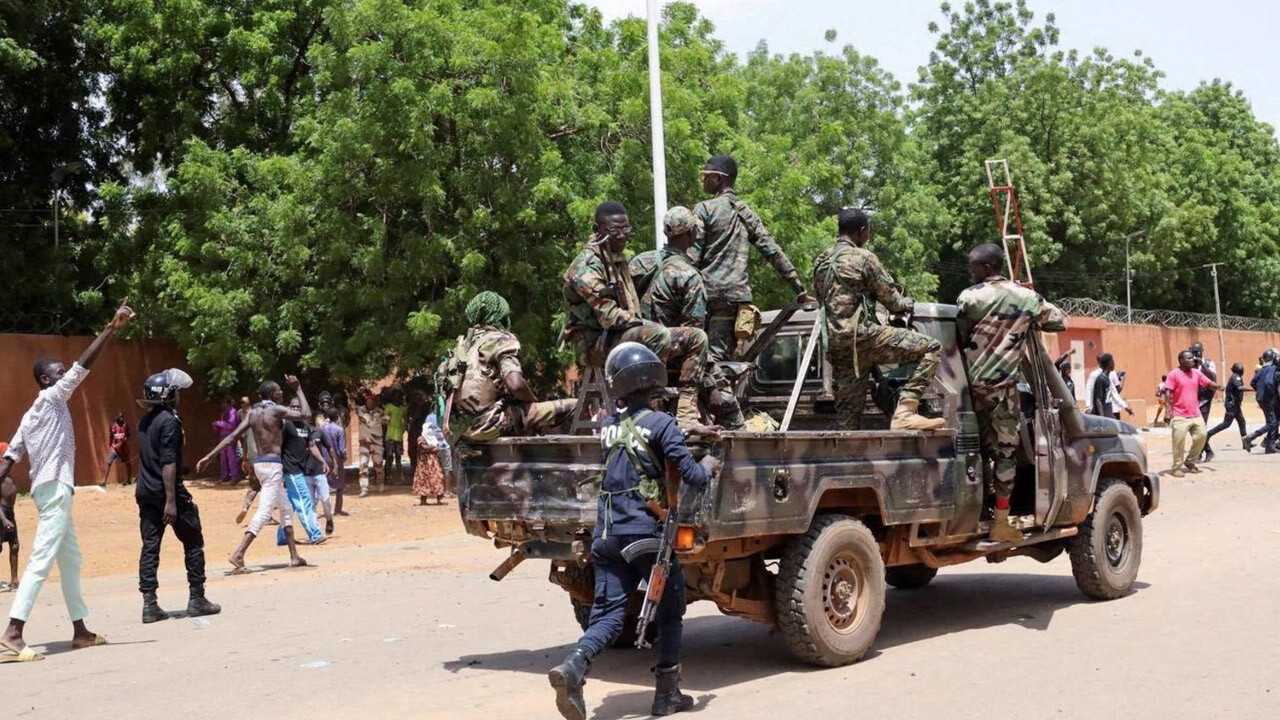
1059, 298, 1280, 333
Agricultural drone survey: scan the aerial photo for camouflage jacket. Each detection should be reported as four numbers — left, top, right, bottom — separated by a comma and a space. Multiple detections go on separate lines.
693, 189, 802, 304
813, 238, 911, 342
442, 326, 523, 416
638, 248, 707, 328
956, 276, 1066, 391
356, 406, 385, 445
629, 250, 660, 297
562, 239, 641, 344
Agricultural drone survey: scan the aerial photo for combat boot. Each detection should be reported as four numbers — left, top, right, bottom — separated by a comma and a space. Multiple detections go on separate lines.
988, 507, 1023, 544
890, 398, 945, 431
651, 664, 696, 716
142, 592, 170, 624
675, 388, 700, 428
548, 647, 591, 720
187, 585, 222, 618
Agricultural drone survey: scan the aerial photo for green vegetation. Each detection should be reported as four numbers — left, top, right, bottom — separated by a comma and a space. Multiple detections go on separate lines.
3, 0, 1277, 391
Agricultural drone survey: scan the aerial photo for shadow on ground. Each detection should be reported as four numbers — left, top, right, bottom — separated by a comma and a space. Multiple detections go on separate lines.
443, 571, 1151, 698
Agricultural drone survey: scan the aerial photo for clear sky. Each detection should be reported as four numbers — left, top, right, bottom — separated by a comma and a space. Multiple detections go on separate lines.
588, 0, 1280, 135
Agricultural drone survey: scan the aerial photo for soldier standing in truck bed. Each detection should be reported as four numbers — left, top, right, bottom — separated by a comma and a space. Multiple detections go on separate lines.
694, 155, 815, 361
630, 207, 745, 430
562, 201, 709, 425
956, 243, 1066, 542
814, 208, 944, 432
439, 291, 576, 442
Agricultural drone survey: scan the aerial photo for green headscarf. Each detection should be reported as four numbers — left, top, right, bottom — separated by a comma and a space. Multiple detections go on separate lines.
466, 291, 510, 329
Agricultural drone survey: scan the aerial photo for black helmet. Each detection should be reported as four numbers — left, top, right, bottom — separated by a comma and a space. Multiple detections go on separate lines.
604, 342, 667, 401
139, 368, 194, 408
1264, 349, 1277, 364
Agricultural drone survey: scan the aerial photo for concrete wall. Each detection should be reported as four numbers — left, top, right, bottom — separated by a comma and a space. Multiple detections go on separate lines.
1045, 318, 1280, 422
0, 334, 222, 492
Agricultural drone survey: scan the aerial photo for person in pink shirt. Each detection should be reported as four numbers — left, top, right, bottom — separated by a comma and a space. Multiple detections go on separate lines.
1166, 350, 1222, 477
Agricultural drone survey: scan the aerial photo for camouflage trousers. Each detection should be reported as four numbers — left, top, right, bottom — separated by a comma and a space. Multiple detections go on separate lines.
358, 440, 384, 492
456, 398, 579, 443
829, 325, 942, 429
577, 322, 708, 387
972, 385, 1020, 500
705, 301, 740, 362
700, 363, 745, 430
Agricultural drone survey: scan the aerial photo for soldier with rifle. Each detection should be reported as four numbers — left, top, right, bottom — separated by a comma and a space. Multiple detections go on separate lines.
548, 342, 721, 720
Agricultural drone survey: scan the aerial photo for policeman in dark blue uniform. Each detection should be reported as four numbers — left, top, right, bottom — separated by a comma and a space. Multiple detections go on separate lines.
548, 342, 721, 720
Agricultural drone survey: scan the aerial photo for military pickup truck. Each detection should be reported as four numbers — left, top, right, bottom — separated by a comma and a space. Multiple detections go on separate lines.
458, 304, 1160, 667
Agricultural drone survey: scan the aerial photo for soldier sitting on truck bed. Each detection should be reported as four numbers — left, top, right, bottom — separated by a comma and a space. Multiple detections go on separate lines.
629, 207, 745, 430
562, 201, 709, 426
438, 291, 577, 442
956, 243, 1066, 542
814, 208, 945, 431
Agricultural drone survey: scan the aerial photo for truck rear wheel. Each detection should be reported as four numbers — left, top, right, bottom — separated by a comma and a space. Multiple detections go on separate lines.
1069, 478, 1143, 600
885, 564, 937, 590
776, 514, 885, 667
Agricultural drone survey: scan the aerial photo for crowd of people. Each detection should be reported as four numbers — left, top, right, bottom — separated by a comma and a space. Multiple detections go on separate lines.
1057, 339, 1280, 478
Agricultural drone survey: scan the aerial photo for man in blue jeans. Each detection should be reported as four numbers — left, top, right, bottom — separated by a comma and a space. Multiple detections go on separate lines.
548, 343, 721, 719
281, 398, 326, 545
0, 303, 133, 661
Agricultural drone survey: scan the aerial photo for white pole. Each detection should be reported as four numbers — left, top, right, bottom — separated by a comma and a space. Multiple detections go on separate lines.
1125, 235, 1131, 324
647, 0, 668, 250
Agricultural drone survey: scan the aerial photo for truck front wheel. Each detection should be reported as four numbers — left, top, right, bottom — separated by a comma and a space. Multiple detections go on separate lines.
776, 514, 886, 667
1069, 478, 1143, 600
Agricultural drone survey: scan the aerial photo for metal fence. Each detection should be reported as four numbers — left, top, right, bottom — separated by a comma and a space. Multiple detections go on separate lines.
1059, 297, 1280, 333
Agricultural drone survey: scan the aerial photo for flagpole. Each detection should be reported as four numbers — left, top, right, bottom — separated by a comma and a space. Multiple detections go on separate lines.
647, 0, 668, 250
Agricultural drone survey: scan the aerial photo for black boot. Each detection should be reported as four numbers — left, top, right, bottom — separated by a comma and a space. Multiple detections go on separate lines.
142, 591, 170, 624
1243, 436, 1254, 452
187, 585, 222, 617
548, 647, 591, 720
652, 664, 695, 716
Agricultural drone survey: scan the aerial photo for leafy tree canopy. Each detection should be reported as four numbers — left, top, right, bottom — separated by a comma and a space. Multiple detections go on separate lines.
3, 0, 1277, 392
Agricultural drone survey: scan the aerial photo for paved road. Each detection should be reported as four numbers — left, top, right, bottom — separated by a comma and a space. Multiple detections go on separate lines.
5, 438, 1280, 719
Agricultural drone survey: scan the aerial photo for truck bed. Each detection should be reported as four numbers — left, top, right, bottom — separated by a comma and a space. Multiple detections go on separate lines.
458, 428, 970, 549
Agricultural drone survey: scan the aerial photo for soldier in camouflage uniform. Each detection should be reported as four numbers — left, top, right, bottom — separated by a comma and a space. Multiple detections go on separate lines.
814, 208, 944, 431
630, 207, 745, 430
694, 156, 815, 361
956, 243, 1066, 543
563, 201, 708, 425
440, 292, 577, 443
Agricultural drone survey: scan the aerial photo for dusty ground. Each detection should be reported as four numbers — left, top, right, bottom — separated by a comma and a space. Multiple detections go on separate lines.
4, 433, 1280, 719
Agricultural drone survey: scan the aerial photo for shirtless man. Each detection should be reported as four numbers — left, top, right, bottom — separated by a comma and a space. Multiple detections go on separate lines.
196, 376, 312, 573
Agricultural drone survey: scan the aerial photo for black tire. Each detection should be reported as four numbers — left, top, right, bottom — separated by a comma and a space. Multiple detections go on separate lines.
776, 514, 886, 667
568, 566, 647, 648
1069, 478, 1143, 600
885, 564, 938, 590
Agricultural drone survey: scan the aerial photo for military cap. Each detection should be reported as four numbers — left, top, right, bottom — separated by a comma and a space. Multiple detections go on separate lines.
663, 206, 704, 240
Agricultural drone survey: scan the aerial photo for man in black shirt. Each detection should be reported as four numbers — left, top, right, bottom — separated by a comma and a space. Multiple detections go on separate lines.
1206, 363, 1248, 449
136, 370, 221, 624
282, 399, 326, 544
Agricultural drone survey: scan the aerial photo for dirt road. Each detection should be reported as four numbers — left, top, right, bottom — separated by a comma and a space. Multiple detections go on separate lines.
4, 434, 1280, 719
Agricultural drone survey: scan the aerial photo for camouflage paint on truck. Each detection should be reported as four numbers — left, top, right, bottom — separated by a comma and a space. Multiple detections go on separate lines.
458, 302, 1159, 635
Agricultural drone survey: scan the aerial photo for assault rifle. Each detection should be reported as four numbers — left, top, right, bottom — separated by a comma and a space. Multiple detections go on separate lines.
634, 461, 680, 649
